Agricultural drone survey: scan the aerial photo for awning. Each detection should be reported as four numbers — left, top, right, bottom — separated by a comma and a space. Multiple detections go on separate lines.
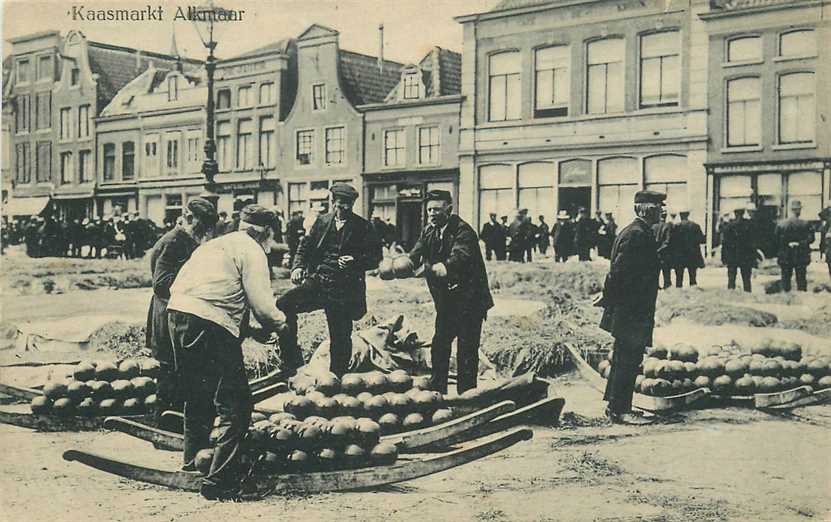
52, 192, 95, 200
3, 196, 50, 216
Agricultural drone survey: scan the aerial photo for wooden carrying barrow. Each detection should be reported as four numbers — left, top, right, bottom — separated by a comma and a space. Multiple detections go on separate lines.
63, 427, 534, 494
565, 343, 831, 412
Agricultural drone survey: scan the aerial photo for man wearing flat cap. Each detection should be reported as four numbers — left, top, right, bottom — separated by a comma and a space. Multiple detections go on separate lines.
775, 200, 814, 291
409, 190, 494, 394
721, 206, 759, 292
597, 190, 665, 425
167, 204, 288, 500
276, 183, 383, 377
145, 197, 217, 431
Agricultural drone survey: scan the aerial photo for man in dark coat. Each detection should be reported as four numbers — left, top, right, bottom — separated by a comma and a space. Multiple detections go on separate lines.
493, 216, 508, 261
276, 184, 383, 377
722, 207, 758, 292
522, 212, 536, 262
652, 209, 674, 289
551, 211, 575, 263
597, 212, 617, 259
285, 211, 305, 267
537, 215, 550, 255
574, 207, 596, 261
145, 198, 217, 430
671, 210, 705, 287
775, 200, 814, 292
507, 211, 527, 262
598, 190, 664, 425
409, 190, 494, 394
480, 213, 499, 261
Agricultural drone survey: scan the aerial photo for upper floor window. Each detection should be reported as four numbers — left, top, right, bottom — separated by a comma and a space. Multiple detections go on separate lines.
779, 30, 816, 58
236, 119, 254, 169
384, 129, 405, 167
489, 52, 521, 122
418, 126, 440, 165
727, 36, 762, 63
238, 86, 252, 108
325, 126, 345, 166
143, 135, 160, 177
166, 134, 180, 171
587, 38, 625, 114
35, 92, 51, 130
259, 82, 275, 105
17, 59, 30, 83
186, 131, 201, 168
216, 122, 231, 170
36, 142, 52, 183
15, 95, 30, 134
70, 67, 80, 86
535, 45, 570, 118
122, 142, 135, 179
168, 76, 178, 101
640, 31, 680, 108
79, 150, 92, 182
60, 152, 74, 184
403, 73, 420, 99
312, 84, 327, 111
77, 105, 90, 139
38, 56, 52, 80
15, 143, 31, 183
779, 72, 815, 144
217, 88, 231, 110
726, 77, 760, 147
296, 129, 314, 165
60, 108, 72, 140
103, 143, 116, 180
259, 117, 275, 168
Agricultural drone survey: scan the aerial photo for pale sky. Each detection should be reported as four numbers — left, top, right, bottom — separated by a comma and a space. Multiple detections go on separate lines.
1, 0, 500, 63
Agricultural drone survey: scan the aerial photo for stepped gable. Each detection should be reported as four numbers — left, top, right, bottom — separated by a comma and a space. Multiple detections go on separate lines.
338, 49, 404, 106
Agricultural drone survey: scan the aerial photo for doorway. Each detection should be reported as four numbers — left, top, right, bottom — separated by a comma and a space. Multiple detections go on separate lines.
397, 199, 423, 251
558, 187, 591, 218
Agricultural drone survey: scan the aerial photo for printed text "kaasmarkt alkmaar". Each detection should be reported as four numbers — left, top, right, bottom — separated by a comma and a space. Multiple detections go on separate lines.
67, 5, 246, 22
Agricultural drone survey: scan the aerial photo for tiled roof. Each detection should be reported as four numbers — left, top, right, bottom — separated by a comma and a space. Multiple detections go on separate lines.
229, 38, 293, 60
338, 49, 404, 105
710, 0, 806, 10
418, 47, 462, 97
86, 41, 201, 111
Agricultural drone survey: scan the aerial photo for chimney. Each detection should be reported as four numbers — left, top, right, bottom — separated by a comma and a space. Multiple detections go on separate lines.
377, 24, 384, 73
135, 50, 143, 73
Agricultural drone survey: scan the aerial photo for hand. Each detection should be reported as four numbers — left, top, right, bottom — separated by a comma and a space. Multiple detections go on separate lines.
338, 255, 355, 269
291, 268, 305, 285
431, 262, 448, 278
592, 293, 606, 308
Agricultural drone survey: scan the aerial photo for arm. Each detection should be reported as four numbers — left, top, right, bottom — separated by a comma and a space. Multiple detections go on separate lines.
356, 221, 383, 272
152, 236, 189, 300
408, 227, 429, 267
444, 224, 478, 280
242, 248, 286, 332
603, 232, 642, 304
291, 221, 314, 271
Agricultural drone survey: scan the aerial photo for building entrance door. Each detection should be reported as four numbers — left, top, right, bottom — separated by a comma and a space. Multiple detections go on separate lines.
397, 199, 423, 251
558, 187, 591, 217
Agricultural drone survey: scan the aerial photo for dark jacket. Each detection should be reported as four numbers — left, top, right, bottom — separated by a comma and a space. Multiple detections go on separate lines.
722, 217, 757, 267
774, 217, 813, 267
575, 217, 598, 248
410, 214, 494, 318
600, 218, 659, 347
537, 222, 550, 247
286, 216, 305, 248
671, 219, 705, 269
652, 221, 674, 266
551, 220, 575, 254
293, 212, 382, 320
507, 219, 527, 252
145, 228, 199, 357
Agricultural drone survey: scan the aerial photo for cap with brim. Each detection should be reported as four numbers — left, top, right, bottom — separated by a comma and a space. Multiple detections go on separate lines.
240, 204, 276, 227
187, 197, 218, 222
634, 190, 667, 205
790, 200, 802, 210
557, 210, 569, 219
330, 183, 359, 201
425, 189, 452, 203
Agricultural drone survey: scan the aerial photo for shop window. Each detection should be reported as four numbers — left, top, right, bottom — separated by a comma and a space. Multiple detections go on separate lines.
786, 171, 822, 219
756, 173, 782, 213
489, 52, 521, 122
216, 122, 231, 171
259, 117, 275, 168
60, 152, 74, 184
325, 126, 345, 165
644, 155, 687, 212
535, 45, 569, 118
103, 143, 116, 181
587, 38, 624, 114
312, 84, 327, 111
288, 182, 308, 215
418, 127, 440, 165
640, 31, 679, 108
384, 129, 405, 167
727, 36, 762, 63
216, 88, 231, 110
597, 157, 639, 224
518, 163, 554, 220
122, 142, 135, 179
296, 129, 314, 166
779, 30, 816, 58
79, 150, 92, 182
718, 175, 752, 215
236, 119, 254, 169
779, 72, 815, 144
726, 77, 760, 147
479, 164, 514, 220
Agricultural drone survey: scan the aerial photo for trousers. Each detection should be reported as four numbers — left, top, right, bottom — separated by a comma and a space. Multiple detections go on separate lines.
657, 266, 672, 289
780, 264, 808, 292
674, 266, 697, 287
431, 303, 484, 395
603, 338, 644, 414
727, 265, 752, 292
168, 310, 252, 489
276, 278, 353, 376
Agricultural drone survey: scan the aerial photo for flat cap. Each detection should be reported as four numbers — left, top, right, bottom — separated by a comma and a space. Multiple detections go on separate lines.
790, 199, 802, 210
634, 190, 667, 205
240, 204, 276, 227
425, 189, 452, 203
330, 183, 359, 201
187, 197, 218, 222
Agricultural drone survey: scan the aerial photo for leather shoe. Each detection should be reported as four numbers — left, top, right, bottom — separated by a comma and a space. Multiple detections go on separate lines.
606, 408, 654, 426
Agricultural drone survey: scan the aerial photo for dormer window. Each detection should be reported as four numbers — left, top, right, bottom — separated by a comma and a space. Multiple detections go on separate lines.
168, 76, 179, 102
403, 72, 420, 99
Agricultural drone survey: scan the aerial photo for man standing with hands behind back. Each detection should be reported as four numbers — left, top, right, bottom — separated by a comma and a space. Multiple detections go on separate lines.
276, 184, 383, 377
409, 190, 494, 394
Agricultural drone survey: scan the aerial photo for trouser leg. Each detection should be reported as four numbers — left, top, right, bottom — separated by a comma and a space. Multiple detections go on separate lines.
781, 265, 793, 292
456, 314, 483, 394
325, 307, 353, 377
795, 266, 808, 292
674, 267, 684, 288
727, 265, 737, 289
740, 265, 752, 293
689, 267, 698, 286
603, 338, 643, 414
430, 307, 457, 394
485, 245, 493, 261
276, 283, 325, 373
495, 247, 506, 261
154, 361, 183, 431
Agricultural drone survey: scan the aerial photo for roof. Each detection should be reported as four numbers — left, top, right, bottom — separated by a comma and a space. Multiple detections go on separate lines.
708, 0, 810, 10
490, 0, 573, 12
86, 41, 201, 111
338, 49, 404, 105
419, 47, 462, 97
227, 38, 293, 60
